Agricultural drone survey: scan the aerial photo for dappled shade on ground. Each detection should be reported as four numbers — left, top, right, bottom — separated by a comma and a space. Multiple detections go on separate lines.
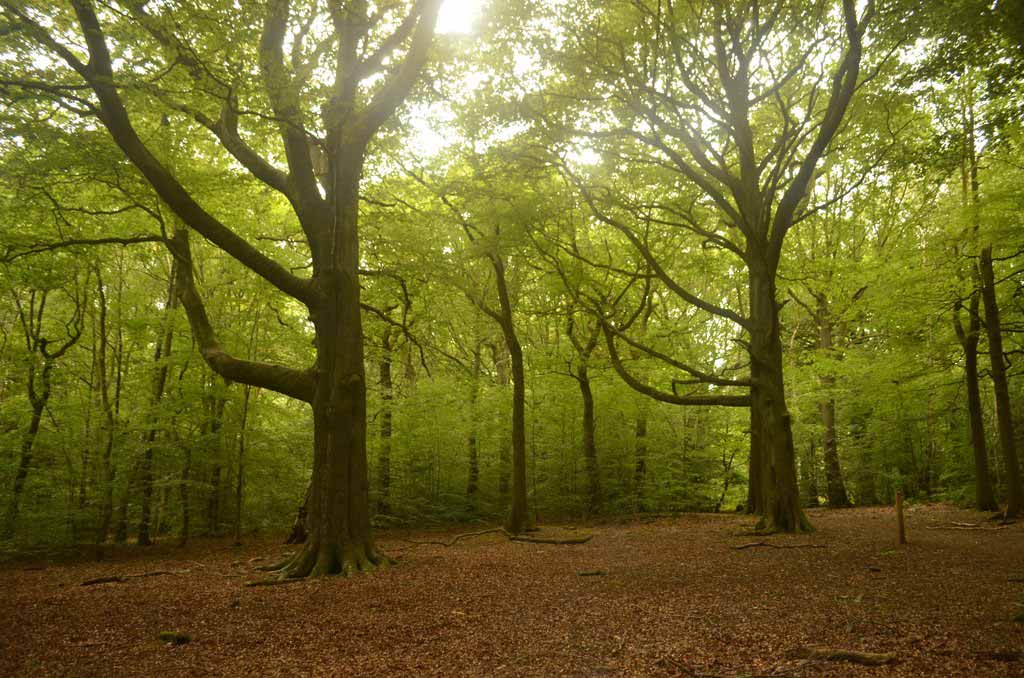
2, 505, 1023, 677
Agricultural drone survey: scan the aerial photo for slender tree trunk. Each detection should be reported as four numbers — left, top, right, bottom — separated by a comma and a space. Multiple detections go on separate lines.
112, 270, 129, 544
114, 477, 129, 543
634, 408, 648, 512
956, 91, 1002, 512
816, 297, 850, 507
819, 396, 849, 507
2, 373, 49, 539
749, 261, 809, 532
377, 331, 393, 516
954, 294, 999, 511
577, 363, 602, 513
486, 254, 530, 535
79, 338, 97, 520
979, 246, 1022, 517
493, 343, 511, 498
138, 265, 178, 546
505, 326, 529, 533
205, 394, 227, 535
179, 446, 191, 546
94, 270, 117, 543
234, 384, 251, 545
466, 345, 481, 511
803, 438, 820, 507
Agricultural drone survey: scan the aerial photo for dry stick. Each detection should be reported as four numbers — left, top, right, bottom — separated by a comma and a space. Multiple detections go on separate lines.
80, 569, 187, 586
925, 524, 1011, 531
512, 534, 593, 545
791, 646, 897, 666
733, 541, 826, 550
400, 527, 593, 548
399, 527, 508, 547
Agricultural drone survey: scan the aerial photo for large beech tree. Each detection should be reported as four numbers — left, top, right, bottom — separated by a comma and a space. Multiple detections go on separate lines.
1, 0, 442, 576
513, 0, 877, 531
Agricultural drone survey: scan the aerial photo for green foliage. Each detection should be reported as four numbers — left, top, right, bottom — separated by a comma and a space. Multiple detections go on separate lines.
0, 0, 1022, 553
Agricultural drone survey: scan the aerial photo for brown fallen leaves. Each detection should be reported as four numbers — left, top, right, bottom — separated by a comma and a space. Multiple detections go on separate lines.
2, 504, 1023, 677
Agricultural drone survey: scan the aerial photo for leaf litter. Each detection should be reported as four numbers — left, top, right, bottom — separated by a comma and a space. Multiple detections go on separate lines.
1, 504, 1022, 677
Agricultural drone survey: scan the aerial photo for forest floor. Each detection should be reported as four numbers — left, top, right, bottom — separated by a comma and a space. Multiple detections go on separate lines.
1, 504, 1023, 677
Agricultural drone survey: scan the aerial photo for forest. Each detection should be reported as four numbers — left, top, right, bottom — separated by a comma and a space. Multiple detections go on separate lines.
1, 0, 1023, 676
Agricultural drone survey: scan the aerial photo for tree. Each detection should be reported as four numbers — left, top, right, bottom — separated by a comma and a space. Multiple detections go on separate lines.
2, 280, 84, 538
519, 0, 876, 531
1, 0, 443, 575
979, 245, 1022, 517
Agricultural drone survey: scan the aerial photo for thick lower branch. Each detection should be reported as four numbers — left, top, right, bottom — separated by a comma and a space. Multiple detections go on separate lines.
170, 229, 315, 403
603, 324, 751, 407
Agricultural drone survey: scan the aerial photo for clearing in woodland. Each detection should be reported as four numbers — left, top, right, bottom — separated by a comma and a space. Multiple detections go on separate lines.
2, 504, 1023, 677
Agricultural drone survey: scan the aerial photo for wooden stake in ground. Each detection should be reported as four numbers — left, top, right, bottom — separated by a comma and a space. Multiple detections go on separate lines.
896, 489, 906, 545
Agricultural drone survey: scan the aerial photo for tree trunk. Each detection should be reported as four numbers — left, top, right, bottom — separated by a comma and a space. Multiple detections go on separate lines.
817, 296, 850, 507
94, 269, 118, 543
377, 331, 393, 516
205, 393, 227, 535
954, 294, 999, 511
635, 408, 648, 512
492, 343, 512, 498
138, 265, 178, 546
485, 253, 530, 535
749, 262, 809, 532
801, 437, 821, 508
505, 326, 529, 534
179, 446, 191, 546
2, 377, 48, 539
466, 345, 481, 511
820, 396, 849, 507
113, 475, 129, 543
577, 363, 602, 514
234, 384, 251, 545
979, 245, 1022, 517
273, 156, 383, 577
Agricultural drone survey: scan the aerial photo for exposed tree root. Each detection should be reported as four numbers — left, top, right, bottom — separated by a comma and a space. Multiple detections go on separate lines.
244, 577, 306, 587
246, 540, 392, 584
752, 512, 815, 535
733, 541, 826, 551
80, 569, 187, 586
790, 645, 896, 665
399, 527, 594, 548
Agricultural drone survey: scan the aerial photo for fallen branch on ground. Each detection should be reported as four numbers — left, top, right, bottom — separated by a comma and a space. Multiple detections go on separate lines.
790, 646, 896, 665
733, 541, 826, 551
925, 523, 1012, 531
81, 569, 187, 586
400, 527, 593, 548
512, 534, 593, 544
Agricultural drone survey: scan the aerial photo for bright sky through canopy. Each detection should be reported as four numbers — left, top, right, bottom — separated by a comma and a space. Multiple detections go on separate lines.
437, 0, 483, 34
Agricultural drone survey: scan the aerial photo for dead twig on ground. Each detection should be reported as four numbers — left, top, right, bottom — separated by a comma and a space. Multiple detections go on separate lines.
399, 527, 593, 548
733, 541, 826, 551
925, 523, 1012, 531
790, 646, 896, 665
80, 569, 188, 586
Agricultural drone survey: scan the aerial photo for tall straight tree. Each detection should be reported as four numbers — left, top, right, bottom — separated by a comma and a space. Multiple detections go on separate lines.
1, 0, 442, 576
532, 0, 875, 531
